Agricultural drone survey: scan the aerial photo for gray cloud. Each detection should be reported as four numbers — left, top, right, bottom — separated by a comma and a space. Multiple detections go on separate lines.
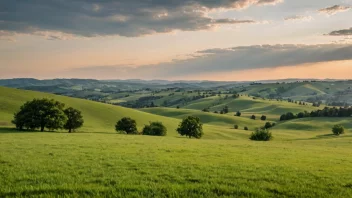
328, 27, 352, 36
318, 5, 351, 15
67, 44, 352, 79
0, 0, 282, 39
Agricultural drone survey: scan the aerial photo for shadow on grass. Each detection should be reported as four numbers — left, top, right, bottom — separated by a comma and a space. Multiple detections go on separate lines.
294, 133, 352, 141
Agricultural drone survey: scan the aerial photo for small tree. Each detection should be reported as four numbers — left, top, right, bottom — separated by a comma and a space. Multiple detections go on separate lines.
260, 115, 267, 121
177, 116, 203, 139
115, 117, 138, 134
235, 111, 241, 117
332, 125, 345, 136
234, 124, 239, 129
250, 128, 273, 141
223, 106, 229, 114
251, 115, 256, 120
264, 122, 272, 129
142, 122, 167, 136
244, 126, 249, 131
64, 107, 84, 133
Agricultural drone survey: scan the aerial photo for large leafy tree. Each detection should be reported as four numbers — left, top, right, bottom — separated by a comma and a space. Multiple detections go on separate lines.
64, 107, 84, 133
12, 98, 67, 131
177, 116, 203, 139
115, 117, 138, 134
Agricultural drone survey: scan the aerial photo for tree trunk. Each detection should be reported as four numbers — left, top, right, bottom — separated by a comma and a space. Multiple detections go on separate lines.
41, 126, 44, 132
69, 128, 72, 133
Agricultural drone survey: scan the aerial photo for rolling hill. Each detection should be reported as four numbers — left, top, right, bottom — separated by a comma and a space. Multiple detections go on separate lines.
0, 86, 257, 139
0, 86, 179, 133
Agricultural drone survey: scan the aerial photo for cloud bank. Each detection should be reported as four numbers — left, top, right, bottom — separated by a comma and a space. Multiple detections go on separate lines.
318, 5, 351, 15
0, 0, 282, 39
67, 44, 352, 79
328, 28, 352, 36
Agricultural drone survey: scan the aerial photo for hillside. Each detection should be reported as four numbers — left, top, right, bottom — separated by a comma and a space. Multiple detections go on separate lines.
181, 95, 318, 120
0, 86, 179, 133
141, 107, 263, 128
0, 86, 256, 139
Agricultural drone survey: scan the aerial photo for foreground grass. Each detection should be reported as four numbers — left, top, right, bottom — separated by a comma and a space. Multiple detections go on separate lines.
1, 131, 352, 197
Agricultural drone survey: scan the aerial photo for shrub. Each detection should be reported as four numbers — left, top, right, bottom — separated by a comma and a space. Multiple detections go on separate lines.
234, 125, 239, 129
244, 126, 249, 131
115, 117, 138, 134
250, 128, 273, 141
177, 116, 203, 139
260, 115, 267, 121
142, 122, 167, 136
251, 115, 256, 120
332, 125, 345, 136
264, 122, 272, 129
235, 111, 241, 116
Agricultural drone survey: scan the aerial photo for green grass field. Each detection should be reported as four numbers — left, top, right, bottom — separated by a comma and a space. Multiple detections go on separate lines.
1, 86, 352, 197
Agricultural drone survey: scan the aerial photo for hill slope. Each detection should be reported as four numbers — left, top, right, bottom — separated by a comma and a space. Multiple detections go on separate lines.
0, 86, 256, 139
0, 86, 179, 133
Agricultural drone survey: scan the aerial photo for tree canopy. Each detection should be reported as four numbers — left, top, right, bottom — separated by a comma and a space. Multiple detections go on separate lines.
64, 107, 84, 133
115, 117, 138, 134
12, 98, 67, 131
142, 122, 167, 136
177, 116, 203, 139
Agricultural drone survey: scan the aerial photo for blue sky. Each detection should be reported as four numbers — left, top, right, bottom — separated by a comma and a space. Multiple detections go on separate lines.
0, 0, 351, 80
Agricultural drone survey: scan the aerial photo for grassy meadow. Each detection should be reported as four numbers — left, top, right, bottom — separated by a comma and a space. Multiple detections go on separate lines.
1, 86, 352, 197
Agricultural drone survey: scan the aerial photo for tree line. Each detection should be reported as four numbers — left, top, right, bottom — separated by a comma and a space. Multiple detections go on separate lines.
280, 106, 352, 121
115, 116, 204, 139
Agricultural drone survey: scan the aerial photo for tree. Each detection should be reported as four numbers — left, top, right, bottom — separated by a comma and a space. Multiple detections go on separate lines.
264, 122, 272, 129
260, 115, 267, 121
244, 126, 249, 131
251, 115, 256, 120
250, 128, 273, 141
177, 116, 203, 139
64, 107, 84, 133
176, 106, 180, 109
223, 106, 229, 114
115, 117, 138, 134
234, 124, 239, 129
142, 122, 167, 136
332, 125, 345, 136
235, 111, 241, 117
12, 98, 67, 131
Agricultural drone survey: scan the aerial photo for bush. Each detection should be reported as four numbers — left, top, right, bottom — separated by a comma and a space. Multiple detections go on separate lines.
250, 128, 273, 141
332, 125, 345, 136
244, 126, 249, 131
234, 125, 239, 129
251, 115, 256, 120
177, 116, 203, 139
142, 122, 167, 136
260, 115, 267, 121
264, 122, 272, 129
235, 111, 241, 116
115, 117, 138, 134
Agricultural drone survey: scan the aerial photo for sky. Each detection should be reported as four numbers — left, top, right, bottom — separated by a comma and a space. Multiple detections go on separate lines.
1, 0, 352, 81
